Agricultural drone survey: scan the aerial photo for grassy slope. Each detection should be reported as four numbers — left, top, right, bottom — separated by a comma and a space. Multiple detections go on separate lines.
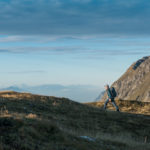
0, 91, 150, 150
87, 99, 150, 115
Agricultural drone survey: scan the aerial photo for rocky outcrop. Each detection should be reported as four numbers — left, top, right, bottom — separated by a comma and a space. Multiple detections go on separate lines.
101, 56, 150, 102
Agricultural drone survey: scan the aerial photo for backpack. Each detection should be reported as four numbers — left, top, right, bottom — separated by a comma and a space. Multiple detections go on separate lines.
110, 87, 117, 98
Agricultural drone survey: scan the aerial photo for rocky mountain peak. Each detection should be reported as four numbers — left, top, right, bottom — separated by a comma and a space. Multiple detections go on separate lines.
132, 56, 149, 70
101, 56, 150, 102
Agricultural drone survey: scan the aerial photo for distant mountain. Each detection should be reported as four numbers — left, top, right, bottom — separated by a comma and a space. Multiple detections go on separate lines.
1, 86, 25, 92
0, 84, 100, 102
101, 56, 150, 102
95, 91, 105, 101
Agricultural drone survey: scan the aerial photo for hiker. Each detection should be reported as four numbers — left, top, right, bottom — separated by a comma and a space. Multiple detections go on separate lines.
104, 84, 119, 112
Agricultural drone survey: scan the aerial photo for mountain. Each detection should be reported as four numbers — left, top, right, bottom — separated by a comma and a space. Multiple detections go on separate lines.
1, 86, 25, 92
95, 91, 105, 101
101, 56, 150, 102
0, 91, 150, 150
0, 84, 100, 102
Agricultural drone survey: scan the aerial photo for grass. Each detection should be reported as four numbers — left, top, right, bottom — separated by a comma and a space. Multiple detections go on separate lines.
0, 91, 150, 150
87, 99, 150, 115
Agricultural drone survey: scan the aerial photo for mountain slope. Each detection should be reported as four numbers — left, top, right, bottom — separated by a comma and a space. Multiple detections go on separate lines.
95, 91, 105, 101
101, 56, 150, 102
0, 91, 150, 150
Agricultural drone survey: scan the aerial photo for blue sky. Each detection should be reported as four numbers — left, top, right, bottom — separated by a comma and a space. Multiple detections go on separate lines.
0, 0, 150, 90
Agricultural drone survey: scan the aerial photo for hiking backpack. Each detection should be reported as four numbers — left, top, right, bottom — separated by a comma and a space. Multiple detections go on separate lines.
110, 87, 117, 98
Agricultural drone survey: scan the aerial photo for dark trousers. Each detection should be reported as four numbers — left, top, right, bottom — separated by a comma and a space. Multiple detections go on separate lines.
104, 99, 119, 111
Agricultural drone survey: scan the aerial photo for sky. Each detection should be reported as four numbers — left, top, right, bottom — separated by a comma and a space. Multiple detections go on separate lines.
0, 0, 150, 92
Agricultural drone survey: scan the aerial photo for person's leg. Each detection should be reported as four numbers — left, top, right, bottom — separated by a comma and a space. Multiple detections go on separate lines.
111, 101, 119, 111
104, 99, 109, 110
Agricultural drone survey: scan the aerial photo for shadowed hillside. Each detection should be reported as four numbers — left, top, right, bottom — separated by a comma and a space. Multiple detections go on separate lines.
0, 91, 150, 150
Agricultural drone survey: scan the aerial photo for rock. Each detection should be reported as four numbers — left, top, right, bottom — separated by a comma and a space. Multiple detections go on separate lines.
80, 136, 96, 142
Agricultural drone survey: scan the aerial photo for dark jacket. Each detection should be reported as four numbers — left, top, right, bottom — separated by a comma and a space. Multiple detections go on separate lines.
106, 88, 113, 99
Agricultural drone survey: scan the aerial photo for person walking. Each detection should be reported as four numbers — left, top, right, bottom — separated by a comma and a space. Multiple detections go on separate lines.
104, 84, 119, 112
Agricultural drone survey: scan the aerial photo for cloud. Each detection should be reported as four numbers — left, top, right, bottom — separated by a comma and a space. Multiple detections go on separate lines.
0, 70, 46, 74
0, 35, 97, 43
0, 45, 149, 58
0, 35, 150, 57
0, 46, 87, 54
0, 0, 150, 36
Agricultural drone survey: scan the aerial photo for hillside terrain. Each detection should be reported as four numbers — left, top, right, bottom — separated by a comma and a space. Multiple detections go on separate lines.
101, 56, 150, 102
0, 91, 150, 150
87, 99, 150, 115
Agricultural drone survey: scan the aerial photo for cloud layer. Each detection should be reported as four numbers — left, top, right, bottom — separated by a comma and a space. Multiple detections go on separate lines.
0, 35, 150, 57
0, 0, 150, 35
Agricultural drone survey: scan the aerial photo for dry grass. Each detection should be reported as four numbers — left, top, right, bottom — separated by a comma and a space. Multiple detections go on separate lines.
25, 113, 37, 119
87, 99, 150, 115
